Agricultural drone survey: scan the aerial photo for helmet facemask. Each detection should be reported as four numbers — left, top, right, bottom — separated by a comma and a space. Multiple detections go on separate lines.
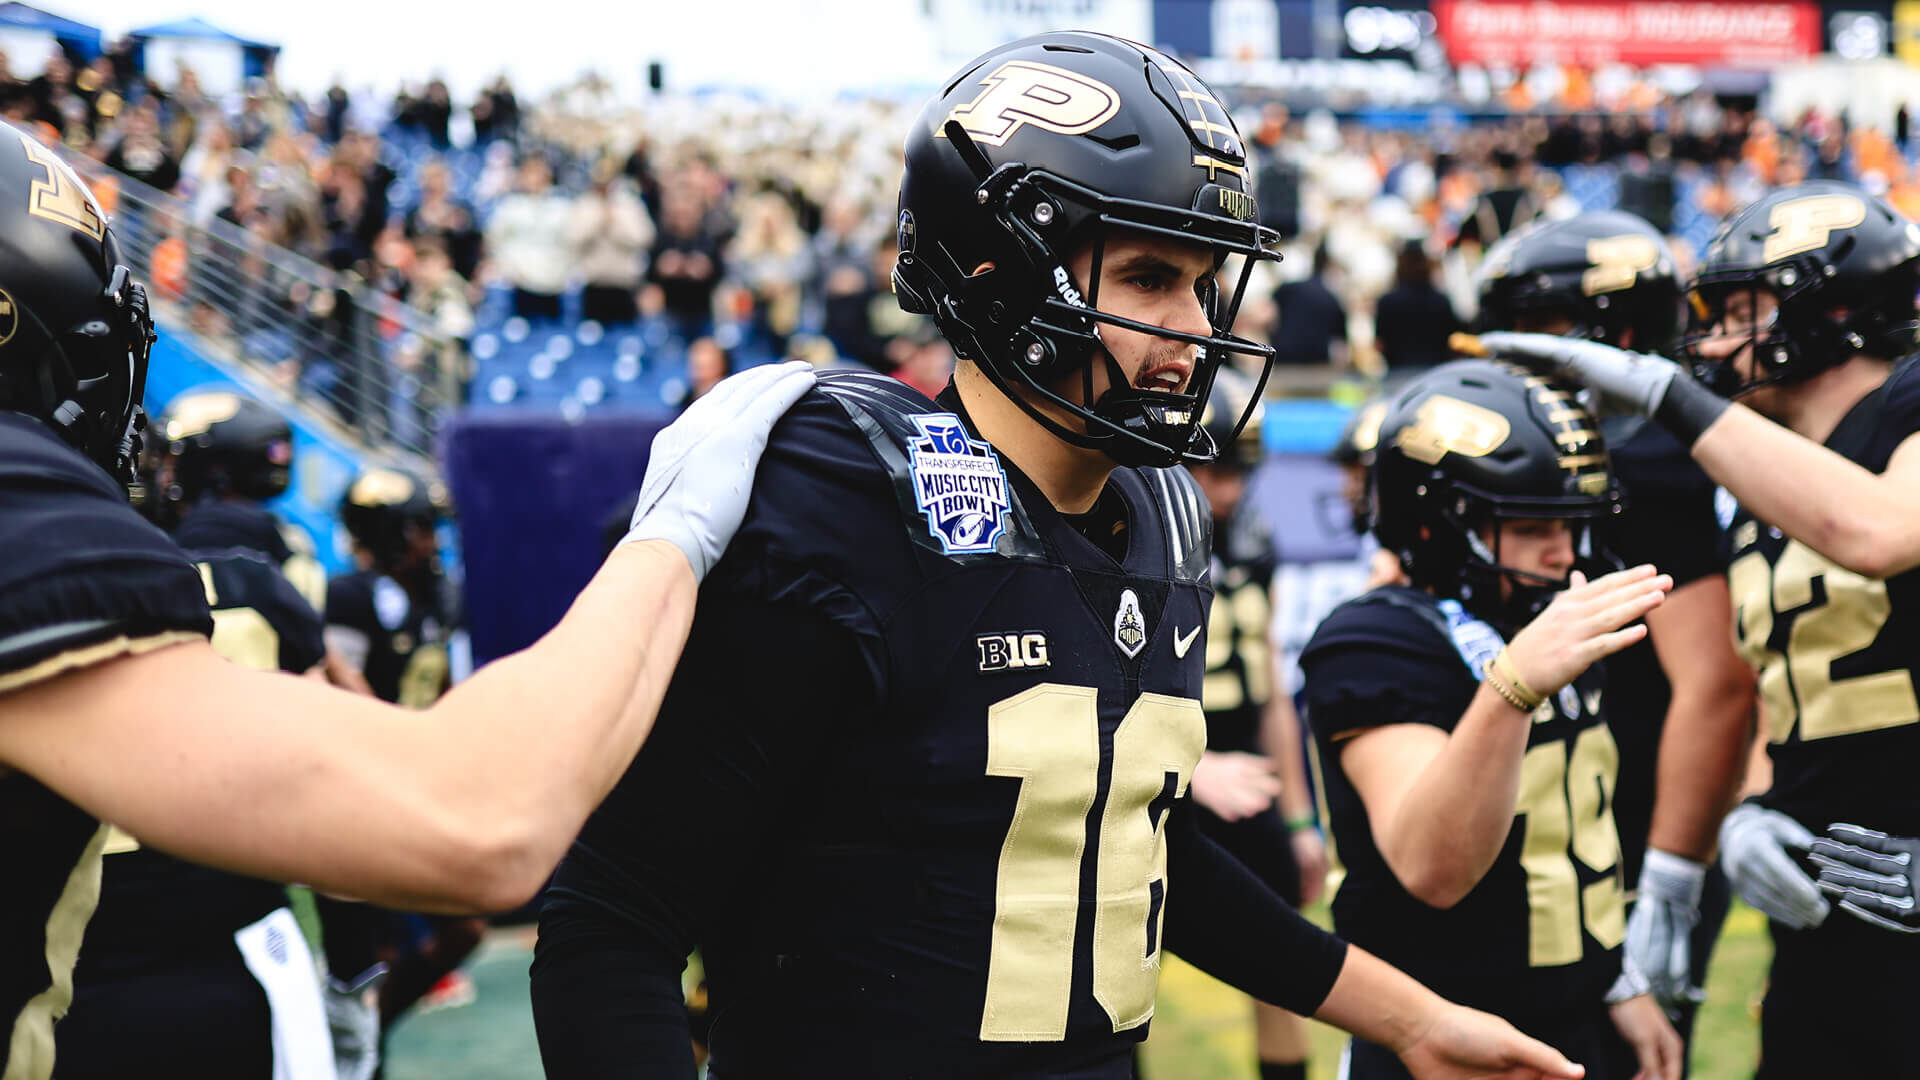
1439, 484, 1620, 626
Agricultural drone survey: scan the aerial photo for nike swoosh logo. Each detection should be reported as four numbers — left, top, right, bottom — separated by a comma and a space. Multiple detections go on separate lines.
1173, 625, 1201, 659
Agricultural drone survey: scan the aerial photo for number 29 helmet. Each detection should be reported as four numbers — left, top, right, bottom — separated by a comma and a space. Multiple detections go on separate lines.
893, 31, 1281, 468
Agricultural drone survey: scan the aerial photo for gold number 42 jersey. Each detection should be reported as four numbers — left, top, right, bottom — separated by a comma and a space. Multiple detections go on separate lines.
1724, 355, 1920, 835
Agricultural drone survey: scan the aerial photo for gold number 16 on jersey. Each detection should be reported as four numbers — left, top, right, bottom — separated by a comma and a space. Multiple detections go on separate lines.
980, 684, 1206, 1041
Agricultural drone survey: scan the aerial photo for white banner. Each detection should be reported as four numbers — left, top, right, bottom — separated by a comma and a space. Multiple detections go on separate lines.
926, 0, 1155, 62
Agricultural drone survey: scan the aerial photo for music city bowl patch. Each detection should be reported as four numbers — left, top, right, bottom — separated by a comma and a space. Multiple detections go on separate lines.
909, 414, 1011, 555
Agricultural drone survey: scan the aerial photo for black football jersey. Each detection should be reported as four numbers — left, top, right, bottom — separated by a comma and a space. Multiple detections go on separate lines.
1301, 587, 1624, 1027
326, 569, 459, 707
1202, 508, 1276, 754
173, 498, 328, 610
0, 413, 212, 1080
1727, 356, 1920, 835
551, 372, 1217, 1076
1592, 420, 1723, 883
70, 549, 323, 986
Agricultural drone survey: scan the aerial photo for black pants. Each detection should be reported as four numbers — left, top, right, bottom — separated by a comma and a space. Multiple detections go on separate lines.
512, 287, 564, 322
1758, 904, 1920, 1078
582, 283, 638, 325
55, 948, 274, 1078
1191, 799, 1302, 906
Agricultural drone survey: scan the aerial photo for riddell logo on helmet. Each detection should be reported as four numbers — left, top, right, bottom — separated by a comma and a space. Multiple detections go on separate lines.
1052, 266, 1085, 307
942, 60, 1121, 147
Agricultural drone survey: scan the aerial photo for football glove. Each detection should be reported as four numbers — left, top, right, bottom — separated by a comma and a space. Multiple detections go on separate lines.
1473, 332, 1729, 443
324, 963, 386, 1080
1719, 802, 1829, 929
621, 360, 816, 580
1624, 849, 1707, 1010
1810, 822, 1920, 934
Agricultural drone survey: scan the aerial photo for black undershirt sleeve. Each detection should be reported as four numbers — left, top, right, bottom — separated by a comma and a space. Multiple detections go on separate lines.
531, 596, 874, 1080
1163, 802, 1350, 1016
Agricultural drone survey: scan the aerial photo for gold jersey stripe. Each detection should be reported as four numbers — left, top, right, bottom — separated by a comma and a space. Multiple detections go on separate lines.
0, 631, 202, 695
4, 822, 107, 1080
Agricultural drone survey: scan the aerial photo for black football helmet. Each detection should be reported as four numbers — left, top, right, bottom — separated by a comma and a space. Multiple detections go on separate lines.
1372, 360, 1621, 625
340, 465, 448, 570
1685, 180, 1920, 396
155, 388, 294, 507
1327, 398, 1388, 536
893, 31, 1281, 468
1476, 210, 1682, 353
1196, 367, 1265, 472
0, 121, 156, 486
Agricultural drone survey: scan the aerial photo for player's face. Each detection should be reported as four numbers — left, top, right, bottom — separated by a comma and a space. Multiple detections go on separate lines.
1483, 517, 1576, 595
1694, 286, 1785, 412
1058, 230, 1217, 408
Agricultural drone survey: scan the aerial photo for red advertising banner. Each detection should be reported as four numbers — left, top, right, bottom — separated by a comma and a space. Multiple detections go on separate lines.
1433, 0, 1822, 67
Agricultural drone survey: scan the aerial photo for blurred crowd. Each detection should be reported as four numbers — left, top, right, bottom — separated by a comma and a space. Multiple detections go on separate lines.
23, 38, 1920, 428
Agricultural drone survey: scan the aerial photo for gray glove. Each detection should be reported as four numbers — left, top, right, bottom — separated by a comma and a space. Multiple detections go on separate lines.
1810, 822, 1920, 934
621, 360, 816, 579
1474, 331, 1729, 443
324, 964, 386, 1080
1624, 849, 1706, 1011
1720, 802, 1830, 929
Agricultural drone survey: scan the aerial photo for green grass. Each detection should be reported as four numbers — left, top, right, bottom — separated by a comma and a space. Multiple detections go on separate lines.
380, 904, 1773, 1080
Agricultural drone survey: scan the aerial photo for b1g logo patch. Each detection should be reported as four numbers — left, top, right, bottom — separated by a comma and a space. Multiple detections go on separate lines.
910, 414, 1011, 555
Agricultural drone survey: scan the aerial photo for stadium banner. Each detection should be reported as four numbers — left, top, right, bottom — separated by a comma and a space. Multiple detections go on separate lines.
927, 0, 1154, 61
1432, 0, 1821, 67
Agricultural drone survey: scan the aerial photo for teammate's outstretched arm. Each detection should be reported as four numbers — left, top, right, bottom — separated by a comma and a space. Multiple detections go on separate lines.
1470, 332, 1920, 579
0, 362, 815, 913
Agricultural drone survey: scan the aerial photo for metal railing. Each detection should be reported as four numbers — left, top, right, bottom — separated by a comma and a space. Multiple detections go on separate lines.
71, 158, 463, 463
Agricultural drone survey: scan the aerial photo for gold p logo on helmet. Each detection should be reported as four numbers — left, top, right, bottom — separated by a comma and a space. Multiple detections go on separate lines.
1395, 395, 1511, 464
942, 60, 1120, 147
1762, 194, 1867, 264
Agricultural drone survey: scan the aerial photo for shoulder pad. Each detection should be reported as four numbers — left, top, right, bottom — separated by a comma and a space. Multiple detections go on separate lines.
1305, 586, 1455, 659
1139, 466, 1212, 583
815, 371, 1046, 561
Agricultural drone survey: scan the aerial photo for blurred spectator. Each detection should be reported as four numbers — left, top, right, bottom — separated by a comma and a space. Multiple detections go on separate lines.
1452, 148, 1537, 251
647, 183, 727, 339
405, 159, 483, 282
680, 336, 734, 409
234, 90, 272, 151
180, 116, 238, 224
421, 79, 454, 149
568, 160, 653, 325
728, 191, 813, 347
471, 75, 520, 143
28, 52, 88, 145
1372, 241, 1462, 372
893, 325, 955, 399
1250, 103, 1303, 239
1272, 244, 1348, 368
486, 154, 574, 321
324, 80, 351, 143
104, 99, 179, 193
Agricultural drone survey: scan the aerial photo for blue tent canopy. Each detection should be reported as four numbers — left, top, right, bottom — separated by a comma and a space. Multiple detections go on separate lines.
127, 17, 279, 79
0, 2, 102, 61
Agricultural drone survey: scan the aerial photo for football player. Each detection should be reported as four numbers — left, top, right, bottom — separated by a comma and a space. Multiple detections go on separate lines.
145, 388, 373, 693
1182, 372, 1326, 1080
56, 539, 334, 1077
1476, 179, 1920, 1076
1301, 360, 1681, 1080
0, 120, 811, 1080
1474, 212, 1755, 1037
531, 33, 1583, 1080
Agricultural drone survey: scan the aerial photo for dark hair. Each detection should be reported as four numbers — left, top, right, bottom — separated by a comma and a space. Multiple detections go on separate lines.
1395, 240, 1433, 288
